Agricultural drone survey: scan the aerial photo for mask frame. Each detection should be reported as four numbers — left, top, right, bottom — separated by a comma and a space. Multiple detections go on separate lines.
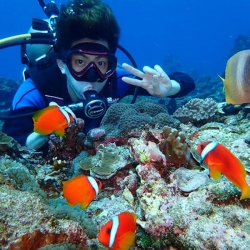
62, 43, 117, 82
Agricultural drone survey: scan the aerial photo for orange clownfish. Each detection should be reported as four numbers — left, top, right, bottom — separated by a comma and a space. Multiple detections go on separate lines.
33, 102, 76, 136
98, 211, 137, 250
197, 141, 250, 200
62, 175, 102, 209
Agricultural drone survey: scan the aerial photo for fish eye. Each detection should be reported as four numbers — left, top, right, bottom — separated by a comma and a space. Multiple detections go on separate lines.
106, 228, 111, 235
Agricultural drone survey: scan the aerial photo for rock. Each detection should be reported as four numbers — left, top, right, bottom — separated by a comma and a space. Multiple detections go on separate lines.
172, 167, 209, 192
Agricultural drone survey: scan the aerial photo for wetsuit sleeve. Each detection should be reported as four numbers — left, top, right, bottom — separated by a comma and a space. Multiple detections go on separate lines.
168, 72, 195, 98
2, 107, 39, 146
2, 79, 46, 146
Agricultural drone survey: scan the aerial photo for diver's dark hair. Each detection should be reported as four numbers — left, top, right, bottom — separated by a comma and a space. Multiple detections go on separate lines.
55, 0, 120, 55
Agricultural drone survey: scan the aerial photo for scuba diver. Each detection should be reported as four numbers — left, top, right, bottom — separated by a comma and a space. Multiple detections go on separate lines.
2, 0, 195, 153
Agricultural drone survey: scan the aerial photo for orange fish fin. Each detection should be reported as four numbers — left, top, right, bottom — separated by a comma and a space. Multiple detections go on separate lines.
117, 231, 136, 250
209, 167, 222, 180
54, 125, 67, 136
80, 201, 89, 210
33, 128, 49, 136
33, 106, 58, 119
240, 183, 250, 200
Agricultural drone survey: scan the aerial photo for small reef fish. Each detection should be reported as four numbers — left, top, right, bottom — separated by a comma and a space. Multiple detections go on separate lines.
98, 211, 137, 250
197, 141, 250, 200
219, 50, 250, 104
33, 102, 76, 136
62, 175, 102, 209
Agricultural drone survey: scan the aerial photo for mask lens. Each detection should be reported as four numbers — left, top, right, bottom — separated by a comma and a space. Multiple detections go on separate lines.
63, 43, 117, 82
69, 53, 115, 76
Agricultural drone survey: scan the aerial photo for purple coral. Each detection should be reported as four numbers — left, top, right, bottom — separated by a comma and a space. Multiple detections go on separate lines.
87, 128, 106, 141
145, 214, 174, 237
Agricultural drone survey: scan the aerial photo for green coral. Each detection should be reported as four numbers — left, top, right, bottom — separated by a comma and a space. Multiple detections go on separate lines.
136, 228, 180, 249
100, 99, 175, 137
0, 157, 46, 200
136, 229, 154, 248
47, 198, 98, 238
73, 143, 131, 179
38, 243, 81, 250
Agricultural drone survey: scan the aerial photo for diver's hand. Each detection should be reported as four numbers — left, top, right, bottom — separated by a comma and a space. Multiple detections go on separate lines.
26, 132, 49, 150
122, 63, 180, 97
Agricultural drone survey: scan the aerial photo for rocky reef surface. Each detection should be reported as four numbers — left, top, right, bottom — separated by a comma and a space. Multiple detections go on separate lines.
0, 77, 20, 130
0, 97, 250, 250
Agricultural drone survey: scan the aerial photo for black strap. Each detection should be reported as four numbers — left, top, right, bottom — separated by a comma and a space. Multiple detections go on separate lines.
24, 54, 68, 103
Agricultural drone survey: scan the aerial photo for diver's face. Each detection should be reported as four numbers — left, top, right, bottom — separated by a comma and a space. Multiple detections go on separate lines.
57, 38, 110, 102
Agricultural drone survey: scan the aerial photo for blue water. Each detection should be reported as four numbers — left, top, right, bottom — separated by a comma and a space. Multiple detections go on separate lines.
1, 0, 250, 81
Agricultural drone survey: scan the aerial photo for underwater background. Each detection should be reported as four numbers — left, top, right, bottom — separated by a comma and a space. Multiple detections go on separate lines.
1, 0, 250, 81
2, 1, 250, 250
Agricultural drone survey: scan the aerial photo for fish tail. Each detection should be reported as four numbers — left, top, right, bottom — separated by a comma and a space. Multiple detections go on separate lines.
218, 75, 226, 93
218, 75, 225, 82
240, 184, 250, 200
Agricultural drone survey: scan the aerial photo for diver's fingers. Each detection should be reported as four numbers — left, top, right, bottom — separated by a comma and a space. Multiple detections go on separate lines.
143, 66, 159, 76
122, 63, 144, 79
152, 75, 160, 91
122, 76, 142, 87
154, 65, 167, 77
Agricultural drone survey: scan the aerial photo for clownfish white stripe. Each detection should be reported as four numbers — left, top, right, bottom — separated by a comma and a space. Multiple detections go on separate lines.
87, 176, 99, 196
109, 215, 119, 248
201, 141, 218, 161
59, 107, 71, 124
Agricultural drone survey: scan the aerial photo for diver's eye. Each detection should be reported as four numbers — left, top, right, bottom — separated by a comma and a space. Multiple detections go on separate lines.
98, 61, 106, 67
76, 59, 84, 65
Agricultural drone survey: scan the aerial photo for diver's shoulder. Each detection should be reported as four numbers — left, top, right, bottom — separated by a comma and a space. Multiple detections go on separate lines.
12, 78, 46, 110
116, 67, 134, 78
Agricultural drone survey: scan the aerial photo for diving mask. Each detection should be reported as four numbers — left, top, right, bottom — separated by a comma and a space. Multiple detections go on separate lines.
63, 43, 117, 82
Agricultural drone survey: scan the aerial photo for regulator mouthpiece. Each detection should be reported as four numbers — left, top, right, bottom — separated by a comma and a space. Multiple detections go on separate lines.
83, 90, 107, 118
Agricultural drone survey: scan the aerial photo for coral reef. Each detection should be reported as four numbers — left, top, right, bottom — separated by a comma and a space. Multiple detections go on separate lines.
189, 76, 224, 103
136, 163, 174, 237
46, 119, 85, 169
100, 99, 179, 137
1, 94, 250, 249
173, 98, 218, 124
73, 143, 132, 179
171, 167, 209, 192
0, 78, 20, 130
159, 126, 190, 165
128, 127, 190, 167
128, 137, 166, 166
0, 185, 86, 250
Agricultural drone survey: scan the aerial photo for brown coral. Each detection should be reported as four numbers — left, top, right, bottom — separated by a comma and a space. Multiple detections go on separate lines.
159, 126, 190, 165
46, 119, 86, 169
